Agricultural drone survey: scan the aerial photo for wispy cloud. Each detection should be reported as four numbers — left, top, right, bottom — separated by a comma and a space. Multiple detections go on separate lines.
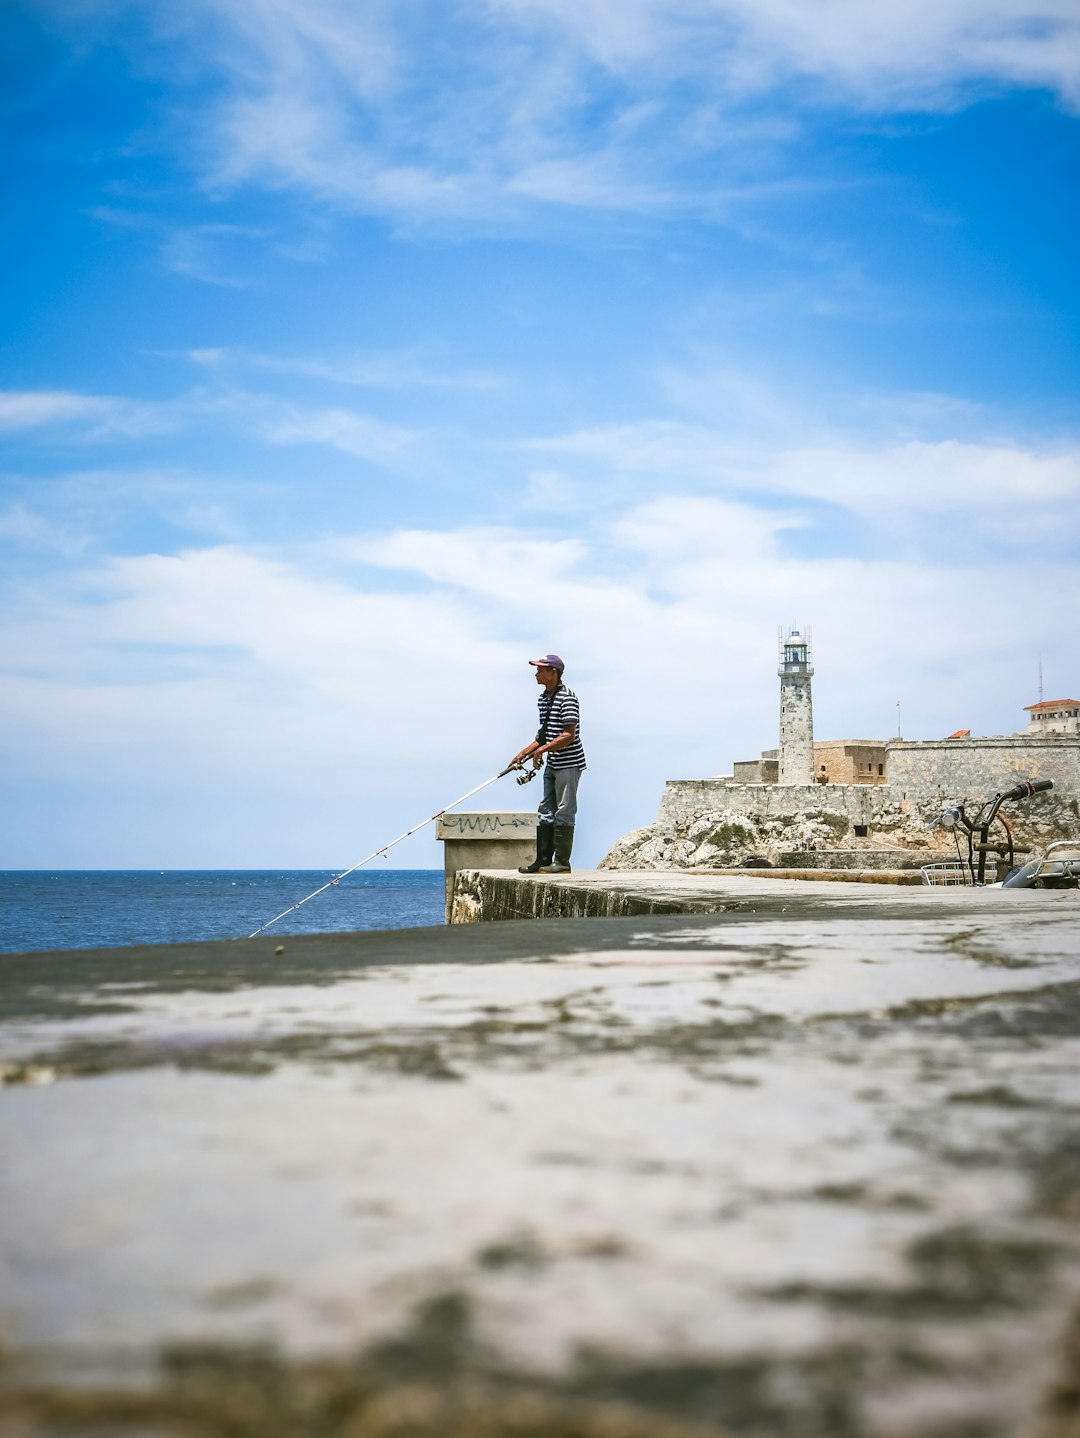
0, 392, 110, 431
187, 344, 504, 391
525, 418, 1080, 550
0, 390, 174, 439
0, 504, 89, 555
260, 406, 423, 463
160, 223, 267, 286
345, 526, 589, 598
0, 385, 431, 472
496, 0, 1080, 107
67, 0, 1079, 227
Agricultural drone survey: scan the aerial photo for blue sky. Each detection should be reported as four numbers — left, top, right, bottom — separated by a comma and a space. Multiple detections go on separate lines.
2, 0, 1078, 870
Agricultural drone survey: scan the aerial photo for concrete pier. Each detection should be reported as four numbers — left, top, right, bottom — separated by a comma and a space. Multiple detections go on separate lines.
2, 882, 1079, 1437
448, 866, 928, 923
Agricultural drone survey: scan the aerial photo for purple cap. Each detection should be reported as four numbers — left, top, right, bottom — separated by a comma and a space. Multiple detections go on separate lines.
529, 654, 564, 671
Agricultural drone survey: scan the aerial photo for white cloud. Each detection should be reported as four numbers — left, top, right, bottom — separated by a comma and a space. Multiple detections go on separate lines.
496, 0, 1080, 107
0, 392, 100, 429
527, 420, 1080, 548
524, 469, 586, 509
73, 0, 1080, 224
0, 504, 88, 555
505, 153, 675, 211
0, 391, 171, 437
0, 545, 512, 775
0, 502, 1074, 866
765, 440, 1080, 513
348, 526, 588, 597
611, 495, 806, 563
187, 344, 503, 391
160, 223, 267, 286
261, 406, 423, 463
0, 382, 434, 471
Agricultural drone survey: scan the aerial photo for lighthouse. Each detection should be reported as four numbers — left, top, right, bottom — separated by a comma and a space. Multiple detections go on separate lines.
778, 626, 814, 785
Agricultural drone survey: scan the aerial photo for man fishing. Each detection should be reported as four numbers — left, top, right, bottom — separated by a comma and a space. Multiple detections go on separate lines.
510, 654, 586, 874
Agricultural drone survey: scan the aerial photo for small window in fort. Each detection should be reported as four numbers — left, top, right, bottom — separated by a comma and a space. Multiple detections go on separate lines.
868, 763, 873, 772
854, 824, 868, 837
878, 763, 883, 775
820, 764, 826, 772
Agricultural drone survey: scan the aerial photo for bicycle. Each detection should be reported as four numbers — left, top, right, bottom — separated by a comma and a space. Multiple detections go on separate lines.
927, 779, 1078, 889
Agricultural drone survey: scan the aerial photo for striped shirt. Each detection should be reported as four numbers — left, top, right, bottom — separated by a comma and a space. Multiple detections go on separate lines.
538, 683, 586, 770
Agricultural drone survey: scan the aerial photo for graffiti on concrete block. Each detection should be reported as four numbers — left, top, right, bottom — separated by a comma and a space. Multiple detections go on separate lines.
437, 812, 535, 840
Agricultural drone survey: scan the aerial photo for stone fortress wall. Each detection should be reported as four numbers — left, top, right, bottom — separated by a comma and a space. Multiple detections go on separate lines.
887, 735, 1080, 796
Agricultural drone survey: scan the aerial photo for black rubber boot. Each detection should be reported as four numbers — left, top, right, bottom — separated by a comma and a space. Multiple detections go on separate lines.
519, 822, 555, 873
540, 825, 574, 874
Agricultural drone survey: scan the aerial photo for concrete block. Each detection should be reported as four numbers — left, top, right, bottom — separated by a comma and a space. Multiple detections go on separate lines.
437, 811, 538, 919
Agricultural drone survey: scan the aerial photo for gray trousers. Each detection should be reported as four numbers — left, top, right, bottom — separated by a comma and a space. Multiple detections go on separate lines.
538, 765, 583, 826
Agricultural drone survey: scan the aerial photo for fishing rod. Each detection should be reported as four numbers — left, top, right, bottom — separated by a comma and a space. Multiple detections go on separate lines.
247, 761, 538, 939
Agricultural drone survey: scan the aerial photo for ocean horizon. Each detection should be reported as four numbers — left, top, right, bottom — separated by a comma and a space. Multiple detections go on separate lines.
0, 870, 446, 954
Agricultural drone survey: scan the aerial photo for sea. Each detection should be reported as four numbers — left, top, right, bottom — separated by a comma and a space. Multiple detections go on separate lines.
0, 870, 446, 954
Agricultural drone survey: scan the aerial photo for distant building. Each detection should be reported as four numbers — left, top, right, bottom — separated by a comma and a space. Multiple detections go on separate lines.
812, 740, 887, 785
734, 741, 886, 786
1024, 700, 1080, 737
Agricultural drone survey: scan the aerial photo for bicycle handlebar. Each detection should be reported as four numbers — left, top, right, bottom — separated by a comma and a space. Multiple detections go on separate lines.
1001, 779, 1054, 801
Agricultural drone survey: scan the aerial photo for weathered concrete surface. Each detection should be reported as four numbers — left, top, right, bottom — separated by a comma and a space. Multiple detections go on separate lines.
436, 810, 538, 919
450, 868, 935, 923
2, 891, 1080, 1437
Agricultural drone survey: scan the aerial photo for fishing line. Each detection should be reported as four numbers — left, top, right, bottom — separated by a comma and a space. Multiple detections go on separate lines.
247, 763, 533, 938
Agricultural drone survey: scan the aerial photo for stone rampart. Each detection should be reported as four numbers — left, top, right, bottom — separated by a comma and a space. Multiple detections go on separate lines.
658, 780, 878, 828
886, 736, 1080, 797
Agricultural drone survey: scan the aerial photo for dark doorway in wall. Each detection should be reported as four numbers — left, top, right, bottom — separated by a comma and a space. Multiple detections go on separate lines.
853, 824, 869, 837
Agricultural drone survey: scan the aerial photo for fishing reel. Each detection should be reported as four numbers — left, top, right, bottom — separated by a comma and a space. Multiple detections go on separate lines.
515, 765, 539, 785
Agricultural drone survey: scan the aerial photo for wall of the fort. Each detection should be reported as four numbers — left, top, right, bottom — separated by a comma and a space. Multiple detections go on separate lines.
658, 780, 879, 830
733, 758, 779, 783
885, 737, 1080, 797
